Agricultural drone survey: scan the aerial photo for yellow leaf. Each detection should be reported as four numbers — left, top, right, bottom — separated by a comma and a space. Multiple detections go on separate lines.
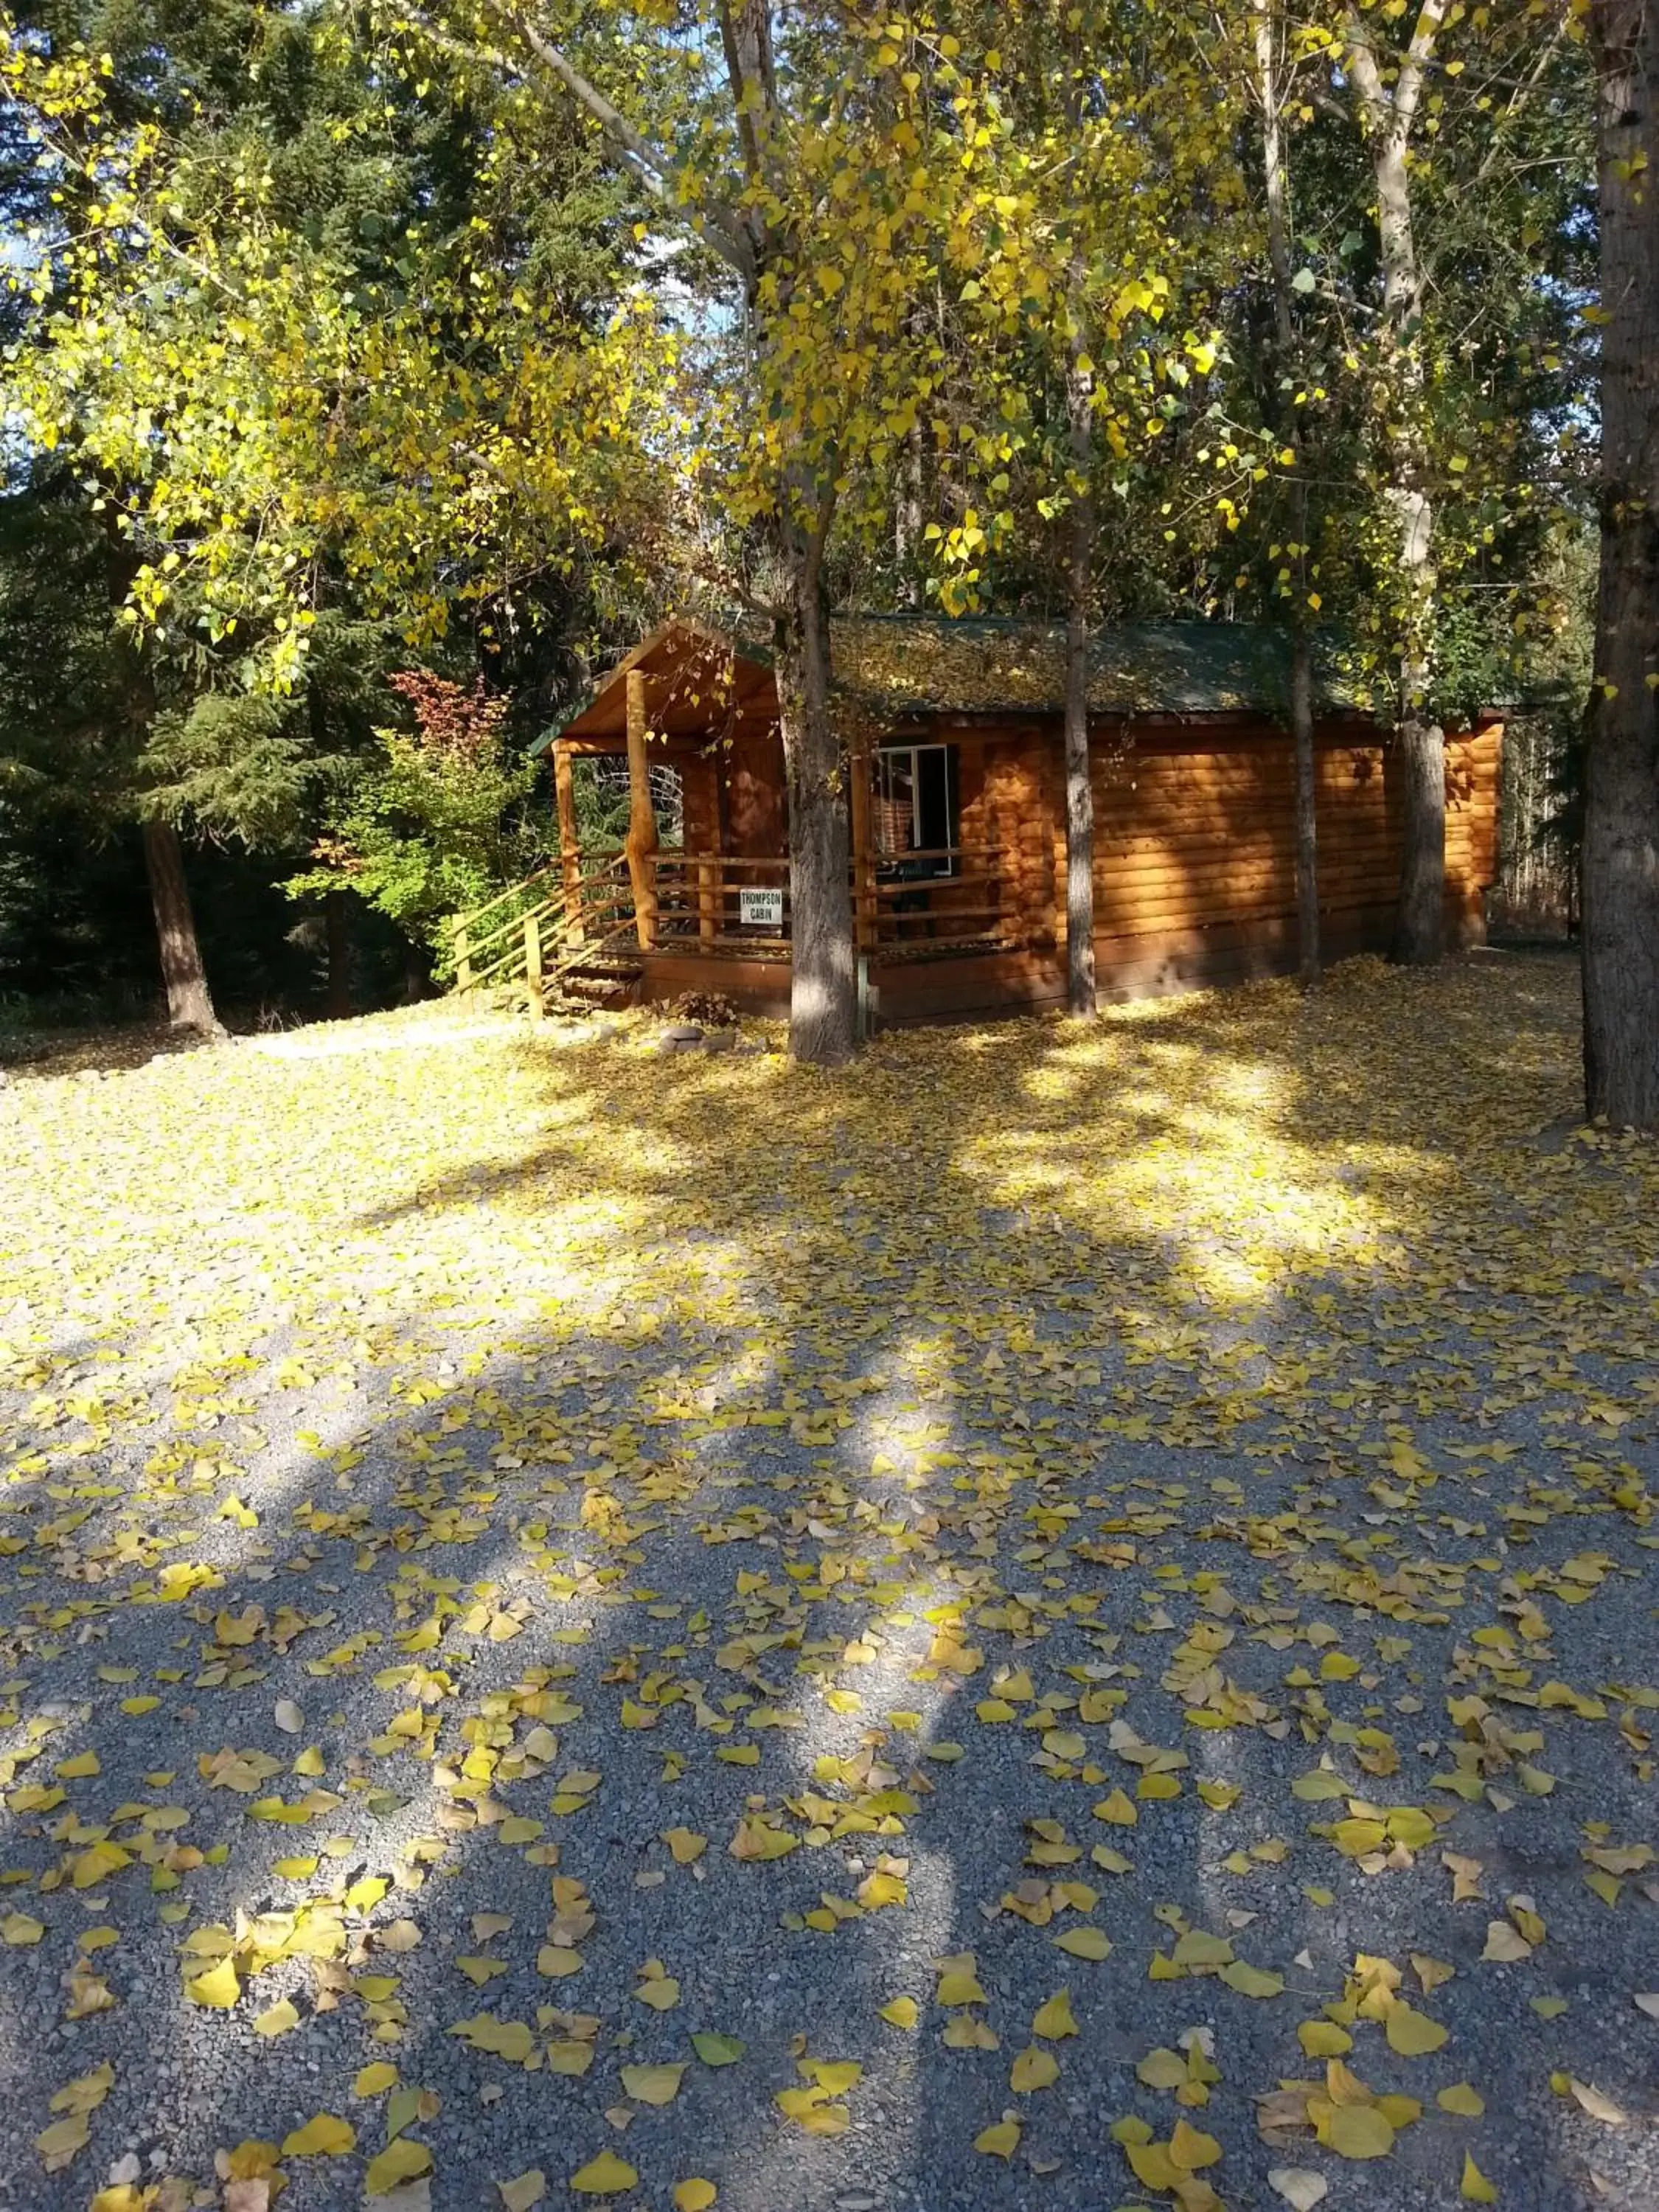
1054, 1925, 1111, 1961
184, 1957, 240, 2008
1321, 2103, 1394, 2159
450, 2014, 535, 2061
673, 2184, 717, 2212
71, 1841, 131, 1889
878, 1996, 919, 2028
366, 2139, 433, 2194
1170, 2118, 1222, 2170
974, 2118, 1020, 2159
1385, 2003, 1448, 2056
663, 1828, 707, 1864
253, 1997, 301, 2038
36, 2111, 90, 2165
49, 2063, 114, 2115
456, 1955, 509, 1986
1438, 2084, 1485, 2118
1010, 2046, 1060, 2091
1461, 2152, 1499, 2202
1032, 1989, 1078, 2039
282, 2114, 355, 2157
1127, 2140, 1182, 2191
1219, 1960, 1284, 1999
1093, 1790, 1138, 1826
619, 2062, 684, 2106
1, 1912, 45, 1945
354, 2062, 398, 2096
570, 2152, 639, 2194
1298, 2022, 1353, 2058
1481, 1921, 1531, 1963
498, 2173, 546, 2212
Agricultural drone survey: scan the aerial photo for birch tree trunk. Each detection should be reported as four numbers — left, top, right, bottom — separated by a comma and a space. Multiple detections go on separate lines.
1347, 3, 1447, 966
141, 818, 220, 1034
1583, 0, 1659, 1127
1254, 0, 1320, 984
1063, 308, 1098, 1018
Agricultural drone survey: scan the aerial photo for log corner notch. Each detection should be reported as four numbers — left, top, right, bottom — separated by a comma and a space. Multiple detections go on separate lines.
624, 667, 660, 951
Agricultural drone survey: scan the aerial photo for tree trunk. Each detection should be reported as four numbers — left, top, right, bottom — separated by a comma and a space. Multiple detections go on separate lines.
1394, 706, 1446, 964
1583, 0, 1659, 1127
1290, 631, 1320, 983
896, 417, 925, 611
1255, 0, 1320, 984
1347, 0, 1449, 966
1375, 137, 1444, 964
403, 936, 431, 1005
140, 818, 220, 1033
324, 890, 352, 1020
1062, 288, 1097, 1016
774, 515, 856, 1065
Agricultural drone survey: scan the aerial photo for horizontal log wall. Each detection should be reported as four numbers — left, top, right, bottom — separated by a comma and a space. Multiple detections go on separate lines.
1038, 720, 1502, 955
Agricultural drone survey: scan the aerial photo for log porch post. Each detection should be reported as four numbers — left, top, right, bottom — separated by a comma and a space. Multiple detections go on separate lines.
524, 910, 545, 1019
849, 733, 876, 954
553, 741, 585, 945
625, 667, 659, 951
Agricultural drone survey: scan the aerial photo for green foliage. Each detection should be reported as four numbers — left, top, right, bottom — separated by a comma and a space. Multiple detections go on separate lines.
289, 672, 546, 950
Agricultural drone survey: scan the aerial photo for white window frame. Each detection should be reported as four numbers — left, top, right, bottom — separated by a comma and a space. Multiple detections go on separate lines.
874, 742, 959, 874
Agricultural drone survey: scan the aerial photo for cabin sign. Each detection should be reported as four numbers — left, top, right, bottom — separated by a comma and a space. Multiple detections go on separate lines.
739, 887, 785, 930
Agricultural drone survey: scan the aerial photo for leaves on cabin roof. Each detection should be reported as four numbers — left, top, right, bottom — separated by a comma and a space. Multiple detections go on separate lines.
547, 617, 1360, 750
829, 616, 1356, 719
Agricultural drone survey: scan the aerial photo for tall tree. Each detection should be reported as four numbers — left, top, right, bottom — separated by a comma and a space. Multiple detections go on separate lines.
1342, 0, 1449, 966
384, 4, 992, 1063
1250, 0, 1320, 983
3, 0, 653, 1017
1582, 0, 1659, 1128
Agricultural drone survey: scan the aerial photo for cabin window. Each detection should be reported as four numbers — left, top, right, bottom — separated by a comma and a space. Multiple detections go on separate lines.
874, 744, 959, 876
571, 755, 684, 849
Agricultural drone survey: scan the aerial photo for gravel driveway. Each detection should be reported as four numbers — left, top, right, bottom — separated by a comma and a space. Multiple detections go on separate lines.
0, 952, 1655, 2212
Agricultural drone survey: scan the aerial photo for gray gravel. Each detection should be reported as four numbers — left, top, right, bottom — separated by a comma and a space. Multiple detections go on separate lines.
0, 956, 1655, 2212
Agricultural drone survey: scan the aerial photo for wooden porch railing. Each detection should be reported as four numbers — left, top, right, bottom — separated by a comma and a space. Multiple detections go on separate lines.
448, 841, 1020, 1008
448, 852, 635, 1009
651, 845, 1018, 953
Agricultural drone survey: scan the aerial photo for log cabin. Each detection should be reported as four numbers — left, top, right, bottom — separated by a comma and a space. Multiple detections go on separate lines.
455, 615, 1502, 1026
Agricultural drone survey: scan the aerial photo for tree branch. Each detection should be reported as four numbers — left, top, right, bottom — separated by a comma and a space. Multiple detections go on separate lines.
1343, 1, 1449, 143
502, 10, 756, 283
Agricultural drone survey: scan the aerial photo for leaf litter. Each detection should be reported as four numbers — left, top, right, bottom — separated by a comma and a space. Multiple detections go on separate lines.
0, 961, 1655, 2206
